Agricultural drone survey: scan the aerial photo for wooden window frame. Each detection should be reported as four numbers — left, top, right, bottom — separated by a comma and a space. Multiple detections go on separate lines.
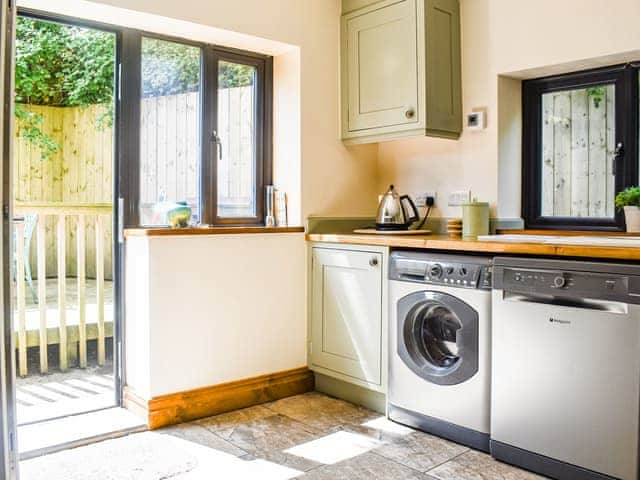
122, 32, 273, 227
522, 63, 639, 231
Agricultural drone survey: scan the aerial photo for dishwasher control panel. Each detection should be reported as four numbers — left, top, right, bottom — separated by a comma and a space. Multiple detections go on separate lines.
502, 268, 629, 297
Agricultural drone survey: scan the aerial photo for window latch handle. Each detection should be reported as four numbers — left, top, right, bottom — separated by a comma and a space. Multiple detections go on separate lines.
613, 142, 624, 176
212, 130, 222, 160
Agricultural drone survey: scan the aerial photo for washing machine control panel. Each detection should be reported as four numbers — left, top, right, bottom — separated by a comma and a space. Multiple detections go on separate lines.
390, 253, 493, 290
424, 262, 492, 289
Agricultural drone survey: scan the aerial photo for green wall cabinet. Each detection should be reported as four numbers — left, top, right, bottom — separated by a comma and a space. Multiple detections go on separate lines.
341, 0, 462, 144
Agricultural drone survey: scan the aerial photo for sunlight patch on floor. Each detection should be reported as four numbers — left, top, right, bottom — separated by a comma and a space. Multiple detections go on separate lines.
361, 416, 413, 436
19, 407, 145, 458
284, 430, 382, 465
167, 435, 302, 480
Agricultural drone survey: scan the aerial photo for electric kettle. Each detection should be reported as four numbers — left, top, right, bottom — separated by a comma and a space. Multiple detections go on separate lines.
376, 185, 419, 231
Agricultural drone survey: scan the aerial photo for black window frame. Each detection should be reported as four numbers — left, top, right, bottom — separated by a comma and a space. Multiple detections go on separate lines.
522, 63, 639, 231
16, 7, 126, 405
207, 47, 273, 226
123, 31, 273, 228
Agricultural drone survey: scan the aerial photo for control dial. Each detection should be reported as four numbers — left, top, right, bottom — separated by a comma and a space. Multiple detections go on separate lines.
445, 266, 454, 275
429, 264, 443, 279
459, 267, 468, 277
553, 275, 567, 289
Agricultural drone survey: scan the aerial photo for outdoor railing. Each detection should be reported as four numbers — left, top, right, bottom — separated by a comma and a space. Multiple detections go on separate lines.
13, 202, 113, 376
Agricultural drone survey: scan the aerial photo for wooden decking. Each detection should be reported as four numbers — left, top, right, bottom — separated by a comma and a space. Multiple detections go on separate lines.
13, 278, 114, 373
16, 367, 115, 426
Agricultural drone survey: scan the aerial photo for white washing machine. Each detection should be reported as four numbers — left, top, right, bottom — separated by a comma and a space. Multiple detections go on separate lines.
388, 251, 492, 452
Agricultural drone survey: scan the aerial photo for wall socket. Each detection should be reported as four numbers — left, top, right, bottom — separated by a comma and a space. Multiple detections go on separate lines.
413, 191, 436, 207
448, 190, 471, 206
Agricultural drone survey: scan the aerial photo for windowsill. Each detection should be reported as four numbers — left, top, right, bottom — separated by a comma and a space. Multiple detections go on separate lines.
124, 225, 304, 238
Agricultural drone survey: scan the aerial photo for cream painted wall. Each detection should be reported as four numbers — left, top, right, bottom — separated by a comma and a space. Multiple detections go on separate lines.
378, 0, 640, 220
125, 234, 306, 398
492, 0, 640, 77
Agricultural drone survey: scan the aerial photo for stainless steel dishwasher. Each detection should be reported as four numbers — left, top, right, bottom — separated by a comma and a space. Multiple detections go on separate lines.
491, 257, 640, 480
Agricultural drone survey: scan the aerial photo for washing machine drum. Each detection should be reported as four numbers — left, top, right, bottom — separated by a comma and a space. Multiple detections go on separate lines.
398, 291, 479, 386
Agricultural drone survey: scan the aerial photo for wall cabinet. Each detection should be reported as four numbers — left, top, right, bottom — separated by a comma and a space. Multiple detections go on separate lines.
341, 0, 462, 144
309, 245, 387, 392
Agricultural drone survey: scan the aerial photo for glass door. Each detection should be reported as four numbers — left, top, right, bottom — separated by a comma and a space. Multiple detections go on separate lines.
0, 0, 18, 477
10, 12, 120, 430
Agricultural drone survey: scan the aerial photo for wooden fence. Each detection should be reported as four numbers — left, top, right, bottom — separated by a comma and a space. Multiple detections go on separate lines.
541, 86, 616, 218
14, 104, 114, 280
139, 88, 255, 220
13, 203, 112, 376
15, 87, 254, 249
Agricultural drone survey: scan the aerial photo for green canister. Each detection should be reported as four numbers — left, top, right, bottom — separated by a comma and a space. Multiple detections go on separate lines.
462, 201, 489, 239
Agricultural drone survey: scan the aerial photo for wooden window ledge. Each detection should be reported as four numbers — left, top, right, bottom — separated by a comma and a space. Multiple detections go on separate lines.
124, 226, 304, 238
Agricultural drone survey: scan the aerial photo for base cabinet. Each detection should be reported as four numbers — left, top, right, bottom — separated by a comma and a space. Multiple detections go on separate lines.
309, 245, 387, 392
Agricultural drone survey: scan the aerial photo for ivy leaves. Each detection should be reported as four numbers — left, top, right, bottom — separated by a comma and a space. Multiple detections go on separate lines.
15, 17, 116, 159
15, 17, 116, 107
14, 104, 60, 158
141, 38, 200, 97
140, 39, 255, 97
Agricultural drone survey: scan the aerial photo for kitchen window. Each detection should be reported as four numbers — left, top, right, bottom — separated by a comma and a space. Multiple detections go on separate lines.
122, 33, 273, 227
522, 63, 639, 230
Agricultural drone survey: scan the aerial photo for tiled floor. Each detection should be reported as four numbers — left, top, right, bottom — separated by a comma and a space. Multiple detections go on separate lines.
20, 392, 546, 479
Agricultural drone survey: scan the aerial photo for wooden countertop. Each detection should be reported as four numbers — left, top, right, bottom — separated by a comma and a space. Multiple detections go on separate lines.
306, 233, 640, 261
125, 226, 304, 237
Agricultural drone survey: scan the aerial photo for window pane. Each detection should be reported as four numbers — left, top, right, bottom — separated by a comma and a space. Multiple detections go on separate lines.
140, 37, 201, 226
541, 84, 615, 218
217, 61, 257, 218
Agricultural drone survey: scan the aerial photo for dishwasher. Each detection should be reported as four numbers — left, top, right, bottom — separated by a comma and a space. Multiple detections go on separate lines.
491, 257, 640, 480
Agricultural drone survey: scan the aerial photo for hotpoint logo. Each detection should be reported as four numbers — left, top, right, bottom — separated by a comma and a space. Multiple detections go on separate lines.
549, 317, 571, 325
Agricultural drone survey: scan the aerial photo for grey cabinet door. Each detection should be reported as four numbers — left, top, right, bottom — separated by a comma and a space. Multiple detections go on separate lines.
343, 0, 419, 133
425, 0, 462, 138
311, 248, 382, 386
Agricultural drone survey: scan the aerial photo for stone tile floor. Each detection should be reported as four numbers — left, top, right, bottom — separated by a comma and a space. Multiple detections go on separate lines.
20, 392, 546, 479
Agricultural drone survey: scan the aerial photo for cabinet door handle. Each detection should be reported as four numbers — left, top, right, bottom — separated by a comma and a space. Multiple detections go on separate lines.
405, 108, 415, 119
369, 257, 379, 267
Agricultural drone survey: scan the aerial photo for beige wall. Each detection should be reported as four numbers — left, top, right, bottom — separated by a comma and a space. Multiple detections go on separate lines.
378, 0, 640, 220
492, 0, 640, 77
126, 233, 306, 398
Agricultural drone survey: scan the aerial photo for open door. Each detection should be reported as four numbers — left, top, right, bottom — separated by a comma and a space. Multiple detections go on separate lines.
0, 0, 18, 478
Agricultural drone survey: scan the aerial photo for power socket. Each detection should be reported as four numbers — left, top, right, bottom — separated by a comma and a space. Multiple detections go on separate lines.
414, 191, 437, 207
448, 190, 471, 206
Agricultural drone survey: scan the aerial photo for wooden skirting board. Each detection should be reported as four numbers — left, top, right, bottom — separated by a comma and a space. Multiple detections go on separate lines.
124, 367, 315, 430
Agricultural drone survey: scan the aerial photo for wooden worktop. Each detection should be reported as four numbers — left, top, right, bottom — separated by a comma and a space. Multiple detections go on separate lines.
305, 232, 640, 261
125, 226, 304, 237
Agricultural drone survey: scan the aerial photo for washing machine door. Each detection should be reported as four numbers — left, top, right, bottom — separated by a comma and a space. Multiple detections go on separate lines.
397, 291, 478, 386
